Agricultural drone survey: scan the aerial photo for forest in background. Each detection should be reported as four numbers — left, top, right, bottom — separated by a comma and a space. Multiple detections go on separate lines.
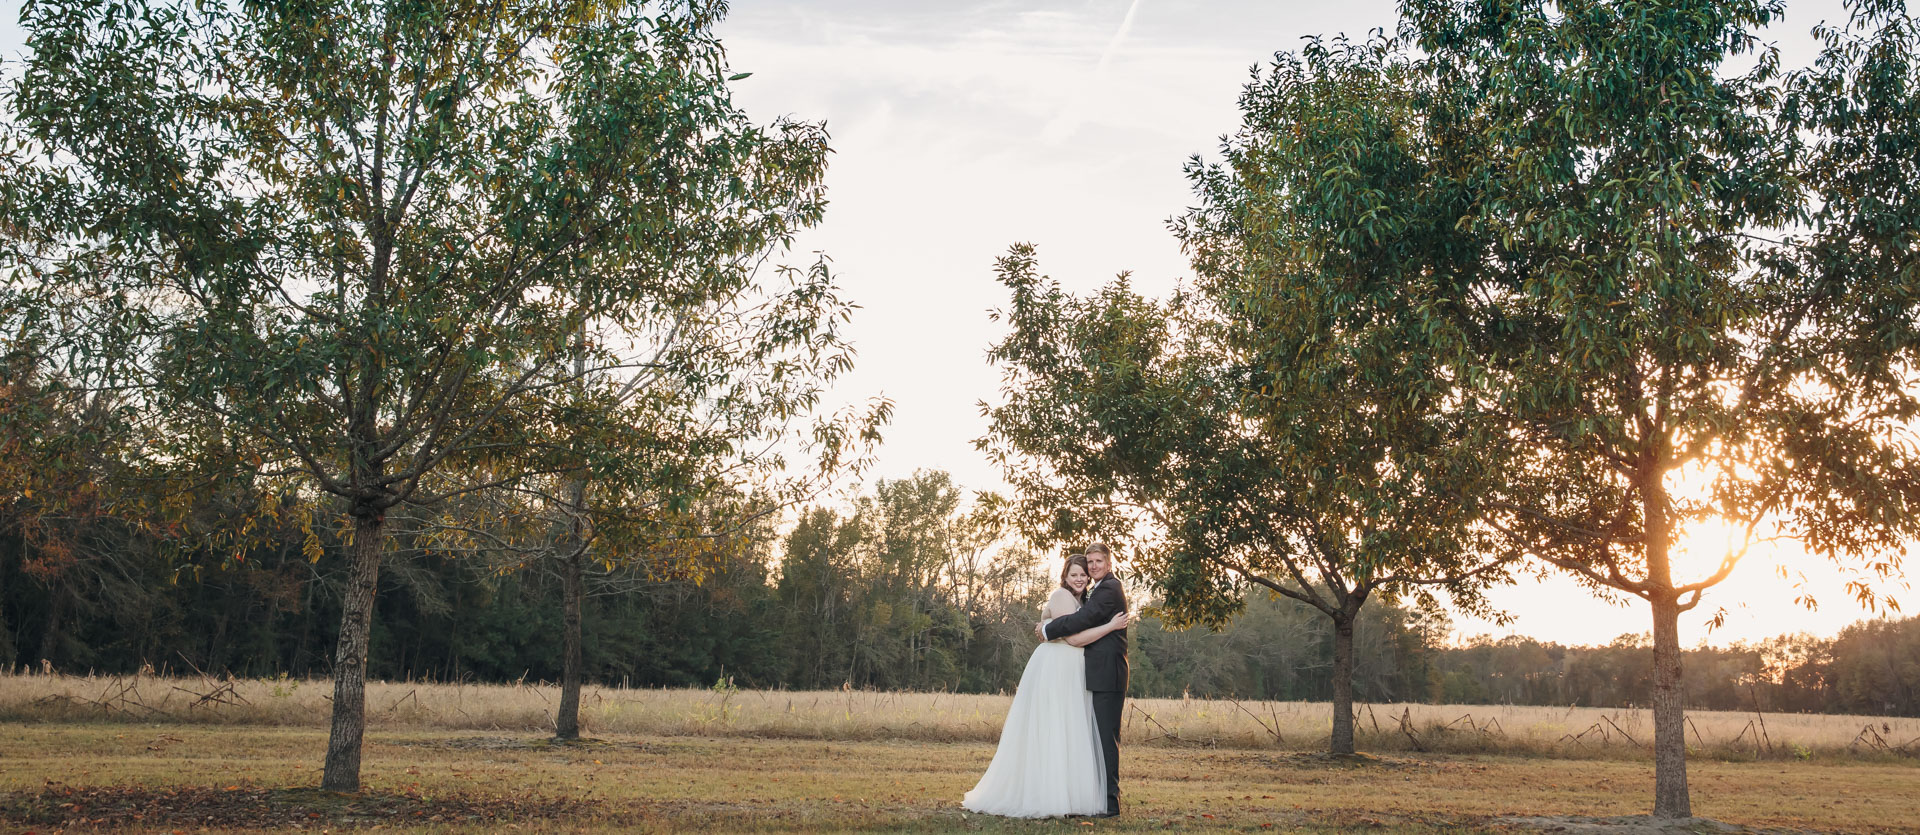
6, 468, 1915, 718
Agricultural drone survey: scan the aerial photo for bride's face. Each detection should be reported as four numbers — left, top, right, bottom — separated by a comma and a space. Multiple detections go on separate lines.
1066, 564, 1089, 594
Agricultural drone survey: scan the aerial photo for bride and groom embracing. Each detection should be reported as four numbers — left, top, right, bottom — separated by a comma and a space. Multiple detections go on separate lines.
963, 543, 1132, 819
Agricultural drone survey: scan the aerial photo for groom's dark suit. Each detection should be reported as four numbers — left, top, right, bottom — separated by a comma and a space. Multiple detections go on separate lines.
1042, 574, 1127, 816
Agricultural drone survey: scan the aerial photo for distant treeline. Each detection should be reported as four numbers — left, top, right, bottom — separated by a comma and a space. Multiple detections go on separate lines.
4, 470, 1915, 717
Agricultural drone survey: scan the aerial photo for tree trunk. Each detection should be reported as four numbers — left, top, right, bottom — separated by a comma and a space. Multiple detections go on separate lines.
1329, 614, 1357, 755
555, 547, 586, 741
0, 537, 15, 673
208, 610, 229, 674
322, 511, 385, 792
553, 331, 590, 741
295, 581, 316, 677
37, 580, 63, 670
0, 583, 14, 673
1650, 592, 1691, 818
1640, 467, 1690, 819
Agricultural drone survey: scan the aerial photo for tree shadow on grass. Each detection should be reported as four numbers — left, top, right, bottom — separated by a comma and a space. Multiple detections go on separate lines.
1499, 816, 1822, 835
3, 783, 587, 830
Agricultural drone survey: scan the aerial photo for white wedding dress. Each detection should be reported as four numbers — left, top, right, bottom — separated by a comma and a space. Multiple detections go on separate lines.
961, 588, 1107, 817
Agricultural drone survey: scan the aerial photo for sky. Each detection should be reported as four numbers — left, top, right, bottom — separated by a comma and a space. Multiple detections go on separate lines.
0, 0, 1907, 648
708, 0, 1909, 649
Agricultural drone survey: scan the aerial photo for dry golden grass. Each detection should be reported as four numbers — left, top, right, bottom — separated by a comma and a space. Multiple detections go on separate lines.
2, 723, 1916, 833
4, 671, 1917, 762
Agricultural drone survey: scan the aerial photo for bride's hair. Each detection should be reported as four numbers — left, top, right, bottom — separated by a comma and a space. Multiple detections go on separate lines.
1058, 554, 1091, 601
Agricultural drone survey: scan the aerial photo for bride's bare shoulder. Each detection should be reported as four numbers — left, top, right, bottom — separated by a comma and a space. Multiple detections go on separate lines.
1044, 587, 1078, 615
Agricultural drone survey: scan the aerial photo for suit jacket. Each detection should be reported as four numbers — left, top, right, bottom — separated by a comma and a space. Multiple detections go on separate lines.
1043, 575, 1129, 693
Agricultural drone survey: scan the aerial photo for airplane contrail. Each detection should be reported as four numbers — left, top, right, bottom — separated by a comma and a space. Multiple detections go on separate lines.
1094, 0, 1144, 78
1043, 0, 1144, 144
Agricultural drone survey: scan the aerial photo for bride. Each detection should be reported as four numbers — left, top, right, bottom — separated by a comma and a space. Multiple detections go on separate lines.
962, 554, 1130, 818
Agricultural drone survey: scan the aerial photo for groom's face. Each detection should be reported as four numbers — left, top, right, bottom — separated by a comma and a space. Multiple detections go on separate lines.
1085, 551, 1109, 581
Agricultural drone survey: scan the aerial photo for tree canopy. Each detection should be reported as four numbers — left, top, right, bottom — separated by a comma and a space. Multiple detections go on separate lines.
1397, 0, 1920, 817
1, 0, 874, 791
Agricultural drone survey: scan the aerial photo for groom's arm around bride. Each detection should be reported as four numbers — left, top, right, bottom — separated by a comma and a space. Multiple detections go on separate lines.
1039, 576, 1124, 645
1038, 572, 1128, 696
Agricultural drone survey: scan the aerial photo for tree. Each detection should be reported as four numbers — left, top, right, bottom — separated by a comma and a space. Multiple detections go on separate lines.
2, 0, 833, 791
418, 157, 885, 743
1829, 618, 1920, 715
0, 331, 255, 673
0, 343, 141, 670
1167, 33, 1521, 753
1399, 0, 1920, 817
773, 471, 1043, 692
1126, 591, 1447, 703
981, 233, 1513, 753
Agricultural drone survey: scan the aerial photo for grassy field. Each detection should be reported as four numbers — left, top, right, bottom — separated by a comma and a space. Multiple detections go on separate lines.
6, 672, 1918, 761
4, 675, 1918, 832
3, 724, 1917, 833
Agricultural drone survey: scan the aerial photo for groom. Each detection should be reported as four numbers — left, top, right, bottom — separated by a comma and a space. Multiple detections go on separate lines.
1037, 542, 1128, 818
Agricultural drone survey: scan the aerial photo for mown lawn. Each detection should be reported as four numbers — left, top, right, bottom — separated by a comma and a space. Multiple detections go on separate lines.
2, 724, 1914, 833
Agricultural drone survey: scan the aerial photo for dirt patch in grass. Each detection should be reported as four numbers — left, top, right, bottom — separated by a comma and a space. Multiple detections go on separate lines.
389, 734, 648, 752
1, 783, 587, 830
1243, 751, 1442, 771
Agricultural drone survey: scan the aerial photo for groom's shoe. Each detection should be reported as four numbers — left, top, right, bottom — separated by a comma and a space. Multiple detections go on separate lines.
1092, 807, 1119, 819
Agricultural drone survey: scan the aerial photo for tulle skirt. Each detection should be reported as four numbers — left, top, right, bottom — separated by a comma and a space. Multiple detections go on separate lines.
961, 641, 1107, 817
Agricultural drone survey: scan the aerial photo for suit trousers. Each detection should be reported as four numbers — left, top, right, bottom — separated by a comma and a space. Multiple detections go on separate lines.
1092, 690, 1123, 814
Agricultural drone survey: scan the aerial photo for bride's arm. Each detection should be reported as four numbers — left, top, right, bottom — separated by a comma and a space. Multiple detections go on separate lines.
1064, 609, 1130, 647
